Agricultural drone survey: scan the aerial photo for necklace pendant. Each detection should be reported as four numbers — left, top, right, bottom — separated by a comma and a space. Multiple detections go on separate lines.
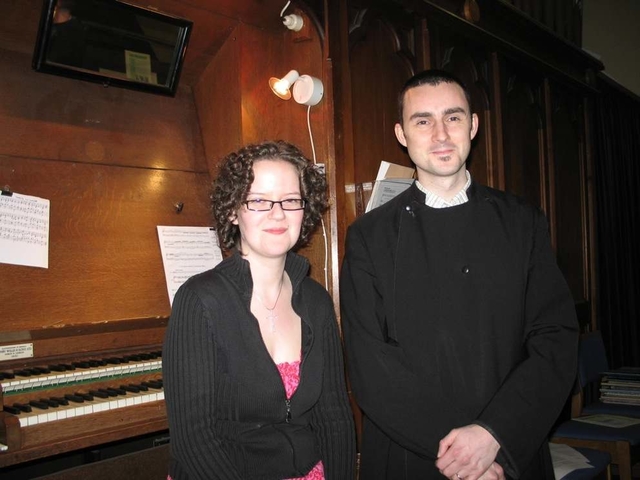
267, 310, 278, 333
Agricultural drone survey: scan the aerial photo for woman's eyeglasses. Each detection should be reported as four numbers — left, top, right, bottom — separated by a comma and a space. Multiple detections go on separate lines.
244, 199, 306, 211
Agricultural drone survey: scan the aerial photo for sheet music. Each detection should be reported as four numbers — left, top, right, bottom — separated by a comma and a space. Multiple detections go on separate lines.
0, 192, 50, 268
157, 226, 223, 306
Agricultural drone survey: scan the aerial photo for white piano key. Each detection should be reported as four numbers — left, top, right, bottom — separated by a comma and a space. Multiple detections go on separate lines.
12, 388, 164, 429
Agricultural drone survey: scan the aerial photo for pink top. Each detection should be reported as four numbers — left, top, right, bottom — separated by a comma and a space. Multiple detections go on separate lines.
277, 360, 325, 480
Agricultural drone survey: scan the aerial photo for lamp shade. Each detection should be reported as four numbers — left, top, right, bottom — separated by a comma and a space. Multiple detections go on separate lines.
268, 70, 299, 100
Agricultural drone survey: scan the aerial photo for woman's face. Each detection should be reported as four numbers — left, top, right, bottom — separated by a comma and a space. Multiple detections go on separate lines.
232, 159, 304, 260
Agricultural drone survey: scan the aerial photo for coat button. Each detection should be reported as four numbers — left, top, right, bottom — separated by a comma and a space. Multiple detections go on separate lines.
461, 265, 470, 274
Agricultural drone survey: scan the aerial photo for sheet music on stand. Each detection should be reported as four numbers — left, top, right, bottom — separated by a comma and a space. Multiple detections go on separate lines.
157, 226, 223, 306
0, 189, 50, 268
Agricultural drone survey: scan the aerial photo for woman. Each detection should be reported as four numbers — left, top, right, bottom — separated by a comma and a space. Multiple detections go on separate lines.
163, 140, 356, 480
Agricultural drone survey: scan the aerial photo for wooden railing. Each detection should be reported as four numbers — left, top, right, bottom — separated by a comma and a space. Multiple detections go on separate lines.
500, 0, 583, 45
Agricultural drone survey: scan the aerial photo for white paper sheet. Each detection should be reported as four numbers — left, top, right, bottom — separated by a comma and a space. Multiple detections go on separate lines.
157, 226, 223, 306
573, 414, 640, 428
549, 443, 594, 480
0, 192, 50, 268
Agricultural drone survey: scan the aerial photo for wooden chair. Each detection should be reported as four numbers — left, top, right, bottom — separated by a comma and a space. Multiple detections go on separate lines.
551, 332, 640, 480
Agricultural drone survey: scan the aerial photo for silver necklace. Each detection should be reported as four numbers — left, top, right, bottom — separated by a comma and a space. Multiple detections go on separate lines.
255, 277, 285, 333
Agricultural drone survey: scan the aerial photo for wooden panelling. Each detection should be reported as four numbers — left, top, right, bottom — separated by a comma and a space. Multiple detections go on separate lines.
502, 0, 583, 45
0, 48, 206, 173
0, 0, 41, 55
548, 81, 589, 308
349, 11, 416, 185
500, 59, 546, 210
0, 156, 211, 330
194, 18, 326, 177
194, 25, 244, 173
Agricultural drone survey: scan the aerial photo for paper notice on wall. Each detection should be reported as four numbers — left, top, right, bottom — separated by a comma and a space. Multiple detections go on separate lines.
157, 226, 223, 306
0, 192, 50, 268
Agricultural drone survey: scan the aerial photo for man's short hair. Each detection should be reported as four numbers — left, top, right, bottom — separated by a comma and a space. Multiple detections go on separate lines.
397, 69, 472, 124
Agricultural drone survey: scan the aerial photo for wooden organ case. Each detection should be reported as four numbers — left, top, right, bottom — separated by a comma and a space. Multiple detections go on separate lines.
0, 318, 167, 468
0, 0, 333, 476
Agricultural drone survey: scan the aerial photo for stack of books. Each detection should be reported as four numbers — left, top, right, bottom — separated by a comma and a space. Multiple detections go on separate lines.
600, 368, 640, 405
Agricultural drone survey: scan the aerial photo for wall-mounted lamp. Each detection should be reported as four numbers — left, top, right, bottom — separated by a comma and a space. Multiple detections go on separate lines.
269, 69, 324, 106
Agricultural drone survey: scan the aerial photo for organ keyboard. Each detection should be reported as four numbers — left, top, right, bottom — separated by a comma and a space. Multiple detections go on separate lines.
0, 317, 168, 468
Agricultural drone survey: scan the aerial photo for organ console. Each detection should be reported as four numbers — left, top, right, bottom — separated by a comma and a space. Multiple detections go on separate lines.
0, 317, 169, 469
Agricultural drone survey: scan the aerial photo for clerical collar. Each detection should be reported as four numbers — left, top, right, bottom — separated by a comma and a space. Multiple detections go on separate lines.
416, 170, 472, 208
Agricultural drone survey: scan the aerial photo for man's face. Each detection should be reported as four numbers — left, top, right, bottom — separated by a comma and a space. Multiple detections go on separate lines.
395, 82, 478, 186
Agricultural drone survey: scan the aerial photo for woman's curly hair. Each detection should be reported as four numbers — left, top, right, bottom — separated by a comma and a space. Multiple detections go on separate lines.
211, 140, 328, 252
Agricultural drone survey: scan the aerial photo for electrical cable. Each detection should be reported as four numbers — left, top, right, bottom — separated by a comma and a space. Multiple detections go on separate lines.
280, 1, 291, 17
306, 105, 329, 291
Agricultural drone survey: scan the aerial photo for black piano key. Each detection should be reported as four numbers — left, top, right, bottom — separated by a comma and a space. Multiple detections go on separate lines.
14, 369, 32, 377
72, 361, 90, 369
32, 366, 51, 374
142, 380, 162, 389
97, 388, 116, 397
89, 389, 109, 399
4, 405, 21, 414
13, 402, 32, 413
105, 357, 122, 365
87, 360, 101, 367
41, 398, 60, 408
139, 353, 152, 360
60, 363, 76, 371
48, 364, 67, 372
64, 393, 84, 403
121, 384, 140, 393
105, 387, 125, 396
29, 400, 49, 410
76, 392, 93, 401
135, 383, 149, 391
51, 396, 69, 406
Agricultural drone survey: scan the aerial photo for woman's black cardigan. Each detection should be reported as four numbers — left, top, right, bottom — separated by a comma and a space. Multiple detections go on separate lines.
163, 251, 356, 480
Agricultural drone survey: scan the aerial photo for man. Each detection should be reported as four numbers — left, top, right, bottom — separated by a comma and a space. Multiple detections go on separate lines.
340, 69, 578, 480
